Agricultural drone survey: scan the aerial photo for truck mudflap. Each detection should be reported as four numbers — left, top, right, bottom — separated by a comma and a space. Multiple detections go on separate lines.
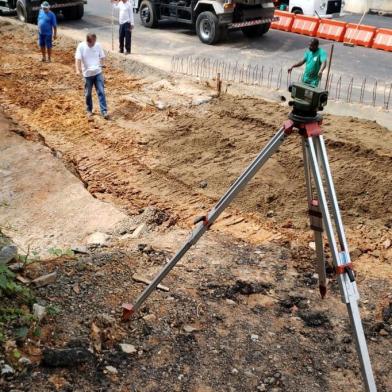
228, 16, 278, 29
31, 1, 84, 11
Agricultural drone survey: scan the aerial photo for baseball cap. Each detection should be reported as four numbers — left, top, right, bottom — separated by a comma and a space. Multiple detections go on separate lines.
41, 1, 50, 9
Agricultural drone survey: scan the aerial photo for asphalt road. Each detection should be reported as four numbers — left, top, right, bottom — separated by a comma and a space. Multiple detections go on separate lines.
57, 1, 391, 87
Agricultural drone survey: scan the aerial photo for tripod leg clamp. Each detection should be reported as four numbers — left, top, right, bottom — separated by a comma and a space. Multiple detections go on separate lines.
193, 215, 210, 227
336, 263, 355, 282
308, 200, 323, 232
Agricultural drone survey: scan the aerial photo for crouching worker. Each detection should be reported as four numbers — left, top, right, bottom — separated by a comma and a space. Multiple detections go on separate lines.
75, 33, 109, 120
38, 1, 57, 62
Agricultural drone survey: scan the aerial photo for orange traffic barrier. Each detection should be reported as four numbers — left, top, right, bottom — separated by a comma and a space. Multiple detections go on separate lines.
372, 28, 392, 52
291, 15, 320, 37
271, 10, 295, 32
343, 23, 376, 47
316, 19, 347, 42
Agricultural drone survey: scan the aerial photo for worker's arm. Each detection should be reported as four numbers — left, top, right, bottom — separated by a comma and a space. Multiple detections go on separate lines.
75, 59, 82, 75
52, 12, 57, 40
288, 59, 306, 73
318, 60, 327, 80
129, 3, 135, 28
99, 44, 106, 68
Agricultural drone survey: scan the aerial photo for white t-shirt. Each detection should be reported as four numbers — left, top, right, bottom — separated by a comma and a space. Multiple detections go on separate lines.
75, 41, 105, 78
113, 1, 134, 25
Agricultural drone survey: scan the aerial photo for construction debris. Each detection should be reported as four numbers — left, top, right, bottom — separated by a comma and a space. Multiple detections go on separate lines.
132, 274, 169, 292
32, 272, 57, 287
0, 245, 17, 264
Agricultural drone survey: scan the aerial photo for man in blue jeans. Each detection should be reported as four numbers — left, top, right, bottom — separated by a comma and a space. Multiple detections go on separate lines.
75, 33, 109, 119
37, 1, 57, 62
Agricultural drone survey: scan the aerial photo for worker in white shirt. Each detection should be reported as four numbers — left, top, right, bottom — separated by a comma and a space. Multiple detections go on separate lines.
111, 0, 134, 54
75, 33, 109, 119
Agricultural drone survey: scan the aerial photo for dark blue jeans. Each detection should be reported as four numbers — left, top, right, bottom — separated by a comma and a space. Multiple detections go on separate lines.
84, 72, 107, 114
119, 22, 131, 53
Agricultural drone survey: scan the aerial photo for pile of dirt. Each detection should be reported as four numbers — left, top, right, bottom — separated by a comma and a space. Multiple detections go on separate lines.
1, 20, 392, 392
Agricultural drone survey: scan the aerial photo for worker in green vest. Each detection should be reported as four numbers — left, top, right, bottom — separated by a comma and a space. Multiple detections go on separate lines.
288, 38, 327, 87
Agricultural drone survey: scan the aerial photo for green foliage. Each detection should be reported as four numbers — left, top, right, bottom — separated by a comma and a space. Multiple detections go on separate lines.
48, 247, 74, 257
0, 264, 34, 305
14, 326, 29, 340
46, 304, 61, 316
0, 310, 33, 344
0, 264, 15, 294
16, 250, 41, 266
0, 307, 24, 323
0, 238, 37, 345
33, 325, 41, 337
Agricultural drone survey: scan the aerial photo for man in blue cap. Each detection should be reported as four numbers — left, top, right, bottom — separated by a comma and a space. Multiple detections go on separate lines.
37, 1, 57, 62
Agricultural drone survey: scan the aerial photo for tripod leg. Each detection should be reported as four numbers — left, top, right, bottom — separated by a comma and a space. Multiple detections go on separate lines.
302, 138, 327, 298
305, 136, 377, 392
314, 135, 377, 391
123, 126, 290, 319
314, 135, 347, 250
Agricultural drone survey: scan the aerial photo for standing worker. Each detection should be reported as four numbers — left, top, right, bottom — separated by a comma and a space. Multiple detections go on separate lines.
111, 0, 135, 55
288, 38, 327, 87
75, 33, 109, 119
37, 1, 57, 63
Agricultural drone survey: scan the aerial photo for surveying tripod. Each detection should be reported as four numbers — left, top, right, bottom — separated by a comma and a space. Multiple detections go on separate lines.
122, 94, 377, 391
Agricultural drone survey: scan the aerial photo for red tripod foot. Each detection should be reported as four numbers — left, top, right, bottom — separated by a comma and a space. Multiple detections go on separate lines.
319, 285, 327, 299
122, 303, 135, 321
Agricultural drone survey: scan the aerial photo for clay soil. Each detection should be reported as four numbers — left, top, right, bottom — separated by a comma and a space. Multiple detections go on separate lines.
1, 19, 392, 392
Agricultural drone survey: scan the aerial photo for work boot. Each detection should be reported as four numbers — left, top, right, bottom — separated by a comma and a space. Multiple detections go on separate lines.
102, 112, 109, 120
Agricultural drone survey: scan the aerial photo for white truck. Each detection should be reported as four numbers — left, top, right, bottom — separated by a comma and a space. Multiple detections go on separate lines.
135, 0, 277, 45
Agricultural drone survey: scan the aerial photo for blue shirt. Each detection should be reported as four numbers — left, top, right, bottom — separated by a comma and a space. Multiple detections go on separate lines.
38, 9, 57, 36
302, 48, 327, 87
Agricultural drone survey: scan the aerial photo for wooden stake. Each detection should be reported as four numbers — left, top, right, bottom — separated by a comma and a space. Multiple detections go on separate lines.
216, 72, 222, 96
325, 44, 334, 90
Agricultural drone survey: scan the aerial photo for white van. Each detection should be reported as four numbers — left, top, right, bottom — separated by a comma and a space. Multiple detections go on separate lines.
281, 0, 345, 17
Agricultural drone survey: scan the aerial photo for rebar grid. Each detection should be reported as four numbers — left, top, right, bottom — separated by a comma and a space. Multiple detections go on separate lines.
171, 55, 391, 110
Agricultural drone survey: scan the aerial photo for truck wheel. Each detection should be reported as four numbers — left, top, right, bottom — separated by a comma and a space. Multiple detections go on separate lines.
16, 0, 35, 23
241, 23, 271, 38
196, 11, 221, 45
140, 0, 158, 28
292, 8, 303, 14
64, 5, 84, 20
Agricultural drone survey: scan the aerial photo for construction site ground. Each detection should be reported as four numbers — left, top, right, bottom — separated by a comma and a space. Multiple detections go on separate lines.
1, 20, 392, 392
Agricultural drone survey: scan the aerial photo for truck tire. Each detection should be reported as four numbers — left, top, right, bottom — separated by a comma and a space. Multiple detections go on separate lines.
291, 8, 303, 14
16, 0, 35, 23
140, 0, 158, 28
64, 4, 84, 20
241, 23, 271, 38
196, 11, 221, 45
